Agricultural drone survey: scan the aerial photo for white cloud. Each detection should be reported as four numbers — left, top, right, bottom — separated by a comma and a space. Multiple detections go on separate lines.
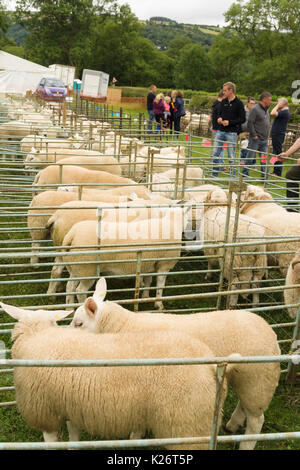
118, 0, 234, 25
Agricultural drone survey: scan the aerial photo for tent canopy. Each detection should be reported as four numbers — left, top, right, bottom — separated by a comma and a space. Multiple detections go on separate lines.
0, 50, 55, 95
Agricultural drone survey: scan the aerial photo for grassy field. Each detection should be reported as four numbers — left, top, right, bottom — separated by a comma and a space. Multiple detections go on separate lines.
0, 103, 299, 449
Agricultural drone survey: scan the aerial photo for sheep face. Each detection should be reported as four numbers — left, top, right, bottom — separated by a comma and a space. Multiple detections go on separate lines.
71, 278, 107, 331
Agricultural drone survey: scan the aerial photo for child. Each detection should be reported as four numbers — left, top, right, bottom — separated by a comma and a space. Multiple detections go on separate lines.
163, 96, 171, 130
240, 135, 249, 170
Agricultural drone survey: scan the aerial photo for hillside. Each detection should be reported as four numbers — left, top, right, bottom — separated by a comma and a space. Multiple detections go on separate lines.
6, 16, 222, 51
142, 18, 222, 50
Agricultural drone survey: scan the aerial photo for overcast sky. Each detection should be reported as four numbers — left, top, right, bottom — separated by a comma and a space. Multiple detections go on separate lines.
118, 0, 235, 25
5, 0, 235, 25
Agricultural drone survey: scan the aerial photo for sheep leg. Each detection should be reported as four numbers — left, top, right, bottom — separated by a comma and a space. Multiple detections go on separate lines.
154, 274, 167, 311
228, 283, 239, 309
47, 257, 65, 295
141, 275, 152, 299
225, 401, 246, 433
76, 279, 95, 304
43, 431, 59, 442
66, 280, 78, 305
205, 261, 214, 281
67, 421, 80, 441
252, 283, 260, 307
30, 242, 41, 266
239, 412, 264, 450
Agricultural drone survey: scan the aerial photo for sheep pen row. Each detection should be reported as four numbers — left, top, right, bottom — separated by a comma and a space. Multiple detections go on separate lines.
0, 96, 299, 450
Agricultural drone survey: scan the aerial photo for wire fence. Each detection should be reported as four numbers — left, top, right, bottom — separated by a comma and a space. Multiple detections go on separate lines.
0, 95, 299, 450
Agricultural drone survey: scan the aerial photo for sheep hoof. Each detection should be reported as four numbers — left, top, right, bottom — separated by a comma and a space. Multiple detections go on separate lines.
154, 302, 164, 312
30, 257, 40, 268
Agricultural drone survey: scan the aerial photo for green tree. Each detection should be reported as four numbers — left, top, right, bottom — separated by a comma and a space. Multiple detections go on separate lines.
224, 0, 300, 94
15, 0, 118, 66
174, 43, 212, 91
166, 35, 192, 58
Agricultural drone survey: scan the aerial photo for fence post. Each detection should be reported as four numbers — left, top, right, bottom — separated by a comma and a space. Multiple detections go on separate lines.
134, 251, 143, 313
209, 363, 228, 450
225, 178, 247, 309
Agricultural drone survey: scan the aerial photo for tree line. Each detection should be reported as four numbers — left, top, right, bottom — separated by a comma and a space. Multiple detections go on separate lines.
1, 0, 299, 97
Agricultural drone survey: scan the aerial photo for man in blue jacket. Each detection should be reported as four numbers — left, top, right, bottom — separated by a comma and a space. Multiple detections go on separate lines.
212, 82, 246, 177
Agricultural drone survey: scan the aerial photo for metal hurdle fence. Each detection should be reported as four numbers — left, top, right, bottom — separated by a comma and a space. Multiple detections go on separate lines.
0, 96, 299, 449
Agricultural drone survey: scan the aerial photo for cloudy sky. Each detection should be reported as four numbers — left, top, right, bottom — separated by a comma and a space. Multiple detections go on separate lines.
118, 0, 235, 25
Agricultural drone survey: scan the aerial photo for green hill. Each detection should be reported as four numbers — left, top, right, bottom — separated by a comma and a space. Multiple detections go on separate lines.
141, 19, 222, 50
6, 17, 221, 51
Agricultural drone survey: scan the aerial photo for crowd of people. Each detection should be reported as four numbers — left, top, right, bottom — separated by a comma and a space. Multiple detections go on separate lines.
210, 82, 291, 179
147, 85, 186, 136
146, 81, 300, 208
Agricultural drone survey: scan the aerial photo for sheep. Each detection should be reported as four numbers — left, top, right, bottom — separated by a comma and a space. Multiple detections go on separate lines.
284, 250, 300, 319
184, 185, 222, 203
49, 156, 122, 176
1, 301, 224, 450
27, 191, 132, 265
33, 165, 137, 192
71, 276, 281, 451
61, 210, 185, 309
150, 167, 204, 198
240, 184, 300, 274
45, 199, 177, 296
24, 148, 121, 174
20, 135, 79, 154
202, 188, 267, 308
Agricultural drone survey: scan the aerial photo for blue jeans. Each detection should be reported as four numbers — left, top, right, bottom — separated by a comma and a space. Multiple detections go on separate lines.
212, 131, 238, 177
211, 130, 225, 165
147, 110, 155, 133
242, 136, 268, 178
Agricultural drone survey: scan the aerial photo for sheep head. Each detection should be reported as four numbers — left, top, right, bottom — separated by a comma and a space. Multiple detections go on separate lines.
71, 278, 107, 331
0, 302, 73, 325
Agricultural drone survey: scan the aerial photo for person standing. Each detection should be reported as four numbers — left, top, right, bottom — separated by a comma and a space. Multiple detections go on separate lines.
242, 92, 272, 178
147, 84, 157, 134
212, 82, 245, 177
169, 90, 177, 134
174, 91, 185, 138
241, 97, 256, 134
153, 93, 165, 132
277, 137, 300, 211
211, 89, 226, 170
270, 98, 290, 177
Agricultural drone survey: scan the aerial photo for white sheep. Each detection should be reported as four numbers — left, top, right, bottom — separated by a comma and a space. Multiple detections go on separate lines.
27, 190, 133, 265
1, 301, 223, 450
71, 277, 281, 450
33, 165, 136, 192
150, 167, 204, 198
61, 210, 185, 309
24, 148, 121, 175
284, 249, 300, 319
240, 184, 300, 274
45, 199, 177, 296
202, 188, 267, 308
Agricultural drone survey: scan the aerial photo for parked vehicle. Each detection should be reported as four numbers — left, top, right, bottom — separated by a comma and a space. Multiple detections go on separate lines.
36, 77, 67, 102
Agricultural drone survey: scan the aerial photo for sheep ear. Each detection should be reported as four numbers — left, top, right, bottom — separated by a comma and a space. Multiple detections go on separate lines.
93, 277, 107, 302
48, 310, 73, 322
84, 297, 98, 317
0, 302, 30, 320
129, 192, 138, 201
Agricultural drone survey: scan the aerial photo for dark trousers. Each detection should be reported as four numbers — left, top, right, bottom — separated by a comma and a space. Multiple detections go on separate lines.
286, 165, 300, 211
272, 133, 285, 176
174, 116, 181, 136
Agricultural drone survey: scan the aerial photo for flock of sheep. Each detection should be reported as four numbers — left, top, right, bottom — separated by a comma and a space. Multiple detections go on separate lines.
0, 97, 299, 450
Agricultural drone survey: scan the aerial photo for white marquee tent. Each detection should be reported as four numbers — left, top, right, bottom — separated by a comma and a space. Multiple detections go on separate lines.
0, 51, 56, 96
